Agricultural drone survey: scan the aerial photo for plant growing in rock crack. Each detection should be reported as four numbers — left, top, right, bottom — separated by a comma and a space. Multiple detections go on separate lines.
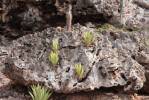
29, 84, 52, 100
49, 51, 59, 65
51, 38, 59, 52
82, 32, 94, 47
74, 63, 84, 79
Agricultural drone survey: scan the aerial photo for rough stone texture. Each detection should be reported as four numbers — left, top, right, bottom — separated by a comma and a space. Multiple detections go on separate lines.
2, 25, 146, 93
0, 83, 30, 100
53, 93, 146, 100
1, 0, 149, 31
0, 0, 149, 99
133, 32, 149, 94
0, 72, 11, 90
58, 0, 149, 29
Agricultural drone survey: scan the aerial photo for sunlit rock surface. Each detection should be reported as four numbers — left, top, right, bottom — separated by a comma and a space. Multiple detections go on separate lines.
3, 25, 146, 93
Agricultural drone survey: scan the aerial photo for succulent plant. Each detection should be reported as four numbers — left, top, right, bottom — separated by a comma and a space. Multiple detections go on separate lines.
49, 51, 59, 65
82, 32, 94, 46
29, 84, 52, 100
51, 38, 59, 52
75, 63, 84, 79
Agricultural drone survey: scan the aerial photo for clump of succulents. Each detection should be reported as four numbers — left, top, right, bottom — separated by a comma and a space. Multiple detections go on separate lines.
49, 51, 59, 65
49, 38, 60, 65
82, 32, 94, 46
29, 84, 52, 100
74, 63, 84, 79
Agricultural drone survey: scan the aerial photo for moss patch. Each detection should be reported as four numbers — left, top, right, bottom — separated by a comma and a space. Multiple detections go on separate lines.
97, 23, 139, 33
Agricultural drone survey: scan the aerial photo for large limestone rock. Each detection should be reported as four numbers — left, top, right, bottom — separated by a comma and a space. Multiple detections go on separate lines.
3, 25, 146, 93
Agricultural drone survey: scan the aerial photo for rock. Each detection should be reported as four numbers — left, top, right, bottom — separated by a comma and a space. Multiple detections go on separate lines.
3, 25, 145, 93
133, 32, 149, 94
1, 89, 149, 100
0, 82, 30, 100
53, 93, 148, 100
1, 0, 149, 32
134, 0, 149, 9
18, 4, 42, 31
0, 72, 11, 90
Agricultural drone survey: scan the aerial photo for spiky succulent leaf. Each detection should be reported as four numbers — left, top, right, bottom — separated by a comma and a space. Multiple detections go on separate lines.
51, 38, 59, 52
49, 51, 59, 65
29, 84, 52, 100
75, 63, 84, 79
82, 32, 94, 46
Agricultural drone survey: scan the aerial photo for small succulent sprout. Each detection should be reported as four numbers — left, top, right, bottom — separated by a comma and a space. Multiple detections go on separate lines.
51, 38, 59, 52
29, 84, 52, 100
82, 32, 94, 46
75, 63, 84, 79
49, 51, 59, 65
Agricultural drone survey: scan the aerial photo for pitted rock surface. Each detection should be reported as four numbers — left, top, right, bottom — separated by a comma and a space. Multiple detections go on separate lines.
3, 25, 146, 93
1, 0, 149, 31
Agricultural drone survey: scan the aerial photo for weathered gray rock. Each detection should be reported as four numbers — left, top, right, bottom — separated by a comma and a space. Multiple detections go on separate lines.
133, 32, 149, 94
1, 0, 149, 31
3, 25, 146, 93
